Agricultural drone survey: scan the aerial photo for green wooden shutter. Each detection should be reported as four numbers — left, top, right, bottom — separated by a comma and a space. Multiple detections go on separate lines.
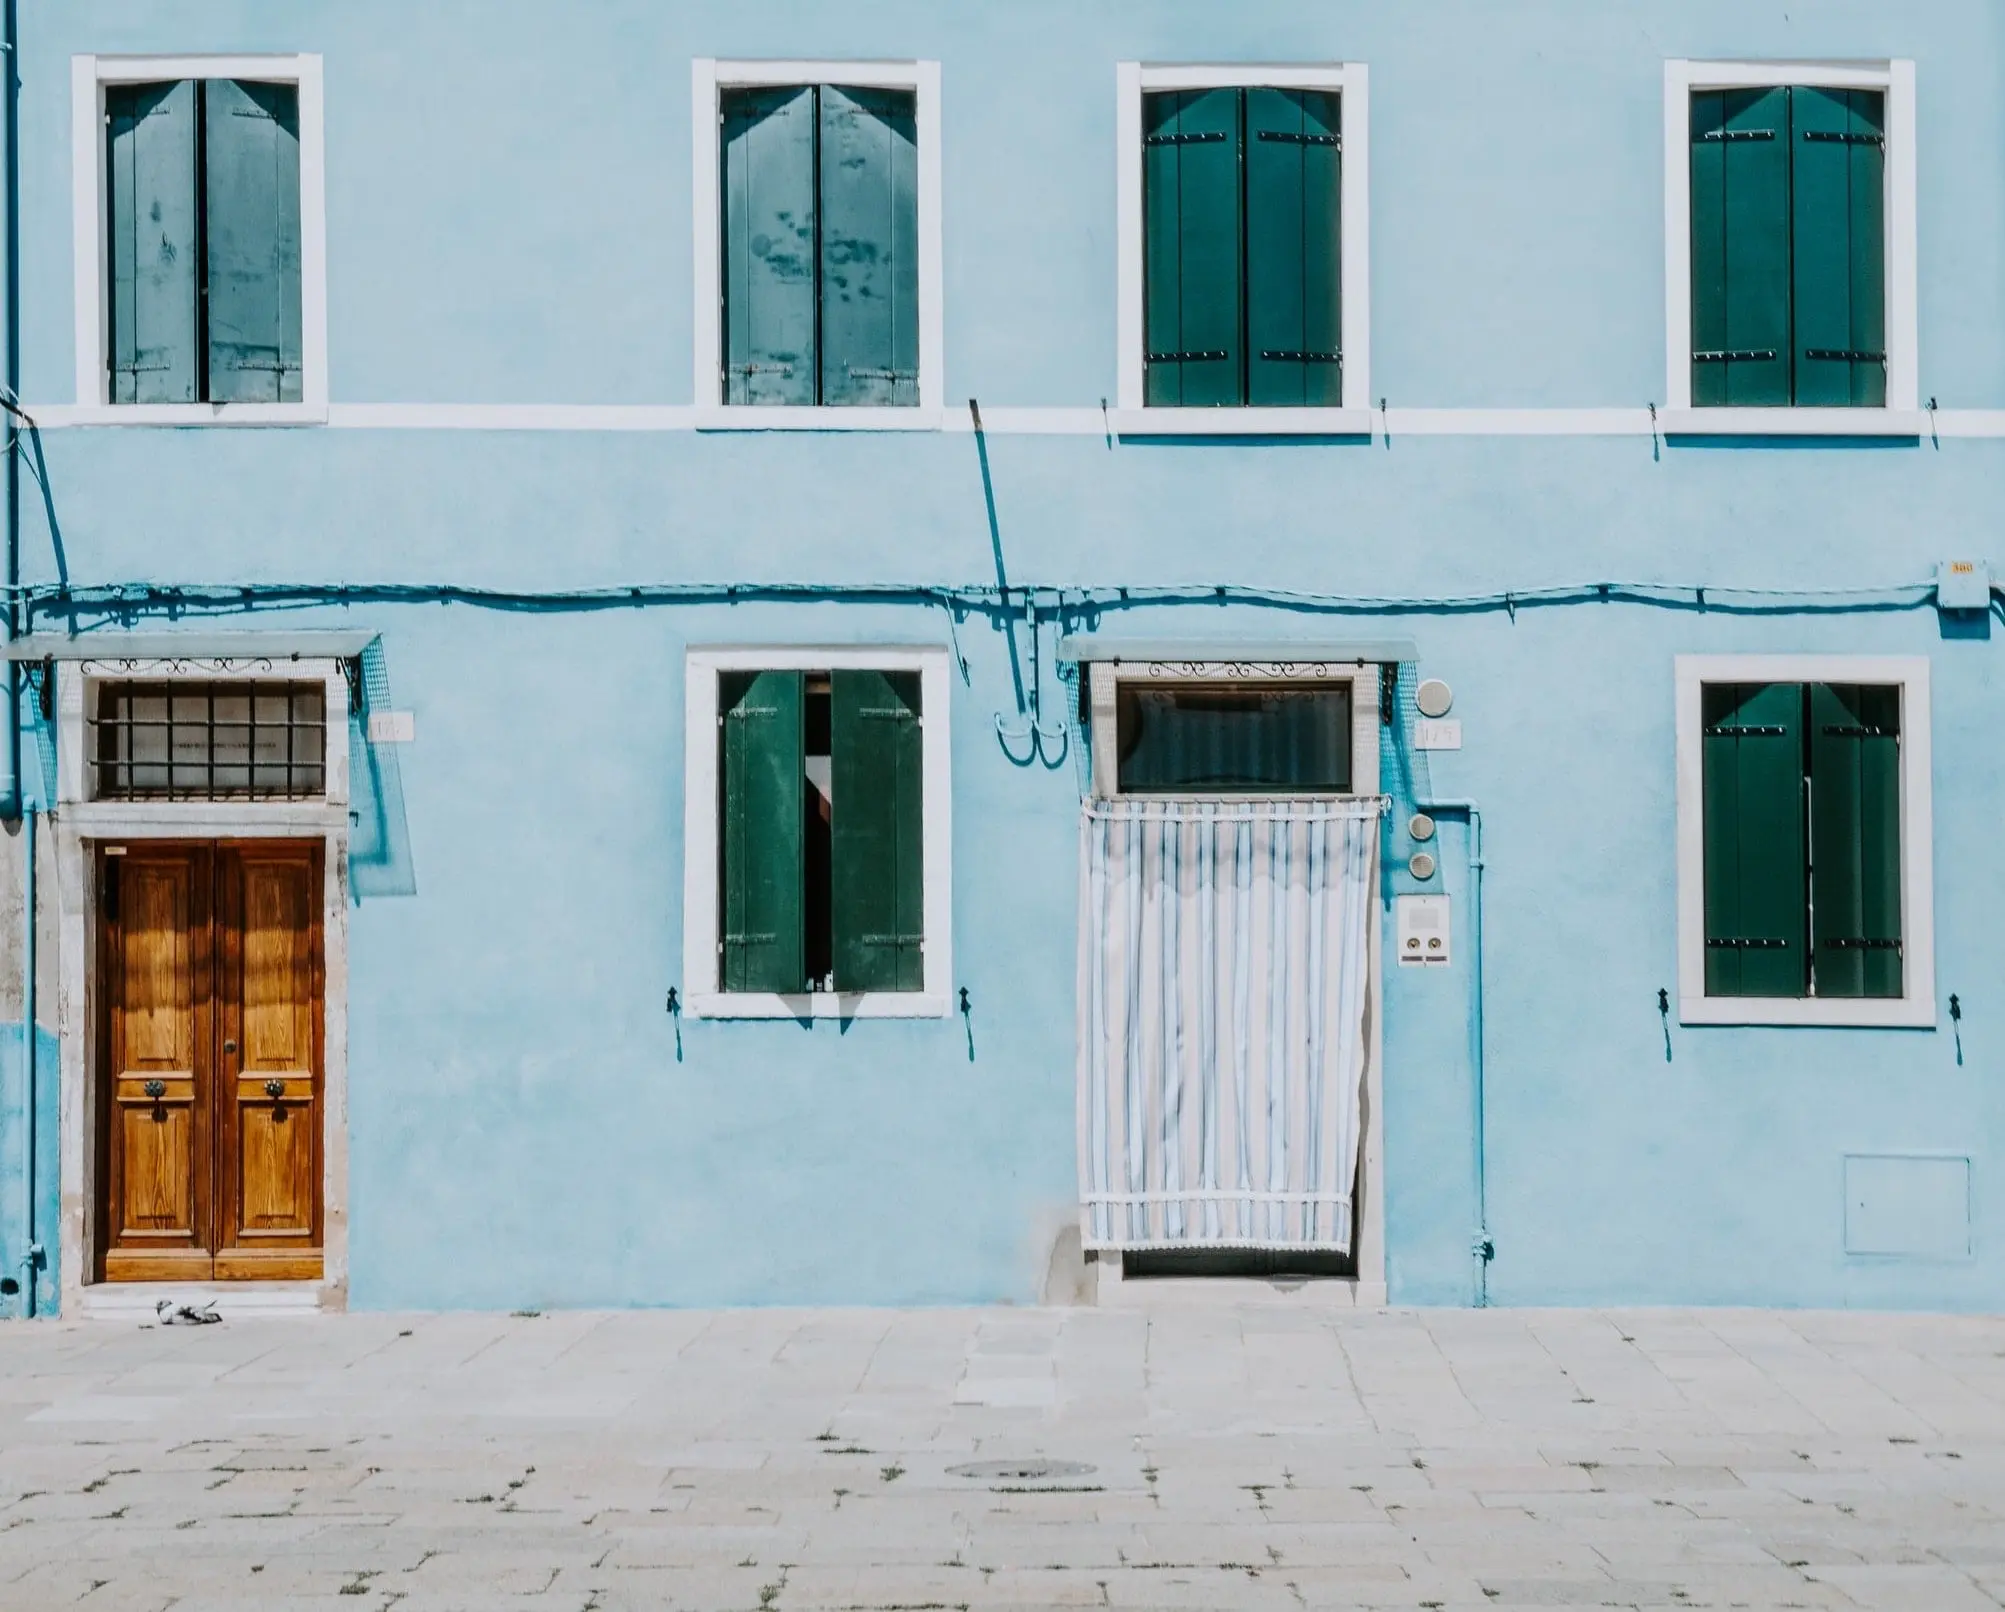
720, 670, 806, 992
105, 81, 199, 405
1142, 88, 1243, 407
1701, 682, 1808, 997
721, 88, 818, 406
830, 670, 923, 992
1791, 88, 1886, 408
818, 87, 918, 407
1808, 683, 1902, 999
1689, 87, 1791, 407
1245, 88, 1341, 407
203, 80, 303, 404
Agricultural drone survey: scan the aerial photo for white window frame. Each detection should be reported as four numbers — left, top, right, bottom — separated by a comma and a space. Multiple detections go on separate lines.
1675, 654, 1934, 1028
71, 54, 329, 426
1114, 62, 1371, 438
682, 645, 953, 1019
1087, 660, 1381, 799
690, 59, 945, 432
1661, 59, 1920, 437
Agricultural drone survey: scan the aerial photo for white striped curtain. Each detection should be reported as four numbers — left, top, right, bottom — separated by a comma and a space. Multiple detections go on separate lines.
1076, 798, 1380, 1251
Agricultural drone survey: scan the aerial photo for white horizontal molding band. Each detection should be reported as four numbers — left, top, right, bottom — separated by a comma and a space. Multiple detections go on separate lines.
16, 402, 2005, 437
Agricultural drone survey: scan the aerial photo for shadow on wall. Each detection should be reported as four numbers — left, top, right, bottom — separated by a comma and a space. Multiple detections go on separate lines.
350, 639, 417, 900
0, 1025, 61, 1318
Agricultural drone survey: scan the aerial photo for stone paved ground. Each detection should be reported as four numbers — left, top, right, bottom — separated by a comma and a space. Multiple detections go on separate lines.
1, 1304, 2004, 1610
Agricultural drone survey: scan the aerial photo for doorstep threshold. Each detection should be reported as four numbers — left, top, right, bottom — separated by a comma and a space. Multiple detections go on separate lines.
79, 1281, 331, 1320
1094, 1266, 1387, 1309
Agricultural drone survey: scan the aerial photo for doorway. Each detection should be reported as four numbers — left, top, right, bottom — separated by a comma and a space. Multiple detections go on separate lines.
96, 841, 324, 1282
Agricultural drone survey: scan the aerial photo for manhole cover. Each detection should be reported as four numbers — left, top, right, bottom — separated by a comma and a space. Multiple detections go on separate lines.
946, 1459, 1096, 1482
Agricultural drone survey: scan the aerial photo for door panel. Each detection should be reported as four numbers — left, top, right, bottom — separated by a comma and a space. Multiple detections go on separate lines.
99, 840, 323, 1284
102, 847, 214, 1281
216, 845, 322, 1278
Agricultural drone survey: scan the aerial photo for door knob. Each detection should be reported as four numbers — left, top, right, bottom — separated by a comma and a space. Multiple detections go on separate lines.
143, 1079, 166, 1100
223, 1040, 238, 1055
264, 1079, 285, 1100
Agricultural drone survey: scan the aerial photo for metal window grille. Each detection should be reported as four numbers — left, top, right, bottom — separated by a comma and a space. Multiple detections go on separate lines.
91, 681, 327, 801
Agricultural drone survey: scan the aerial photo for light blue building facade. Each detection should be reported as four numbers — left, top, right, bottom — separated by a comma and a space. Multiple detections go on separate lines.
1, 1, 2001, 1318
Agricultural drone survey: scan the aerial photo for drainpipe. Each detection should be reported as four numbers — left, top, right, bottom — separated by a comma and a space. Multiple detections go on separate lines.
1417, 798, 1490, 1306
2, 0, 37, 1318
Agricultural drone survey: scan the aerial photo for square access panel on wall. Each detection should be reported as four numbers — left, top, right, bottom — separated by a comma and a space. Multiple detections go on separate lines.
1844, 1154, 1971, 1258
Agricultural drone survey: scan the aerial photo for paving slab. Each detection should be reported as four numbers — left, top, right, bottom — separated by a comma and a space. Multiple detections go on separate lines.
1, 1305, 2003, 1608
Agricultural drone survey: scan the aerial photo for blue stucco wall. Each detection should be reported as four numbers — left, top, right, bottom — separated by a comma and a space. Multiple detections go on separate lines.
0, 1025, 61, 1317
9, 1, 2004, 1310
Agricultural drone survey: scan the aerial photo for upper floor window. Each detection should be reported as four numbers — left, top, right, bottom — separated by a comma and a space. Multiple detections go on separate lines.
1143, 88, 1341, 408
1663, 63, 1917, 431
692, 62, 944, 424
72, 55, 328, 421
1116, 65, 1371, 432
1675, 656, 1934, 1028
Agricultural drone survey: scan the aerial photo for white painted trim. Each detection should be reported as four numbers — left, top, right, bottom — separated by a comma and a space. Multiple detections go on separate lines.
1110, 407, 1372, 437
55, 665, 353, 1314
682, 644, 953, 1020
1116, 62, 1370, 421
1674, 653, 1935, 1029
1658, 407, 1927, 437
690, 59, 944, 425
71, 54, 330, 416
1663, 59, 1917, 416
24, 401, 2005, 437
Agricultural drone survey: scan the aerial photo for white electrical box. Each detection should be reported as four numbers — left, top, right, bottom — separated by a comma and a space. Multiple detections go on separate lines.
1396, 895, 1451, 967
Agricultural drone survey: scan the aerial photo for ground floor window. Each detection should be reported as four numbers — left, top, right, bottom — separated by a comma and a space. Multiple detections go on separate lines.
1676, 656, 1934, 1027
682, 648, 952, 1017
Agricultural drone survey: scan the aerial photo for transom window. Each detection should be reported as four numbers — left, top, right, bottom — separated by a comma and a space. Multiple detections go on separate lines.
1115, 682, 1353, 794
92, 681, 326, 801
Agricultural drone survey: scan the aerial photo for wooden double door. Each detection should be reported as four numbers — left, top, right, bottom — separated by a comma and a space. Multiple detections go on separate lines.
98, 842, 325, 1282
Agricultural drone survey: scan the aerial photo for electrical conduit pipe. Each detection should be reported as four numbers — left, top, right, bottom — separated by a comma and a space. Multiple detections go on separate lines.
1416, 798, 1490, 1306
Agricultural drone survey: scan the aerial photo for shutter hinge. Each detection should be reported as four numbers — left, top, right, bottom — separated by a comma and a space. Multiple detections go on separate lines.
1820, 937, 1902, 951
1706, 937, 1789, 950
1144, 130, 1228, 146
1693, 350, 1778, 364
1819, 723, 1894, 737
1700, 128, 1776, 142
1803, 350, 1887, 365
1256, 130, 1340, 147
1803, 129, 1884, 148
1703, 723, 1788, 736
1259, 350, 1342, 364
1146, 350, 1230, 364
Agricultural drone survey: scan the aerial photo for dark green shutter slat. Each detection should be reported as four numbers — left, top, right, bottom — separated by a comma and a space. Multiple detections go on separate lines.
1142, 88, 1243, 407
105, 81, 199, 404
203, 80, 303, 404
1791, 88, 1886, 408
1809, 683, 1901, 999
1690, 87, 1790, 406
1245, 88, 1341, 407
720, 670, 805, 993
818, 87, 918, 407
830, 670, 923, 992
721, 88, 817, 406
1702, 682, 1807, 997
